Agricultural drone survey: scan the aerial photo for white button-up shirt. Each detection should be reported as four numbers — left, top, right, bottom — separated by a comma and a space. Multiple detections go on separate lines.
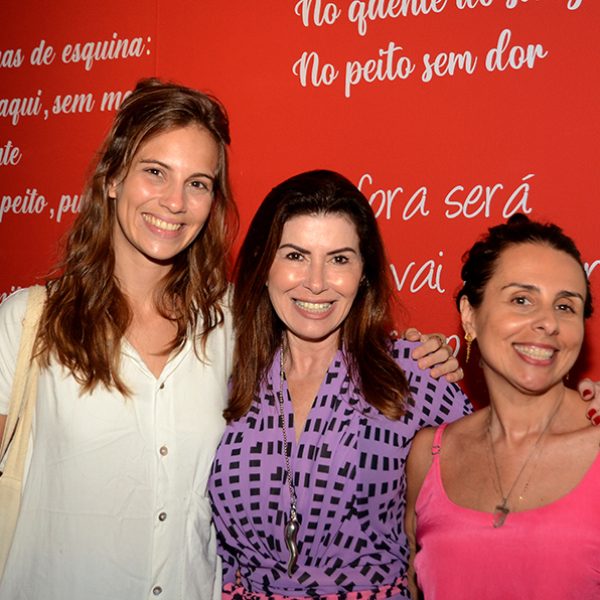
0, 288, 233, 600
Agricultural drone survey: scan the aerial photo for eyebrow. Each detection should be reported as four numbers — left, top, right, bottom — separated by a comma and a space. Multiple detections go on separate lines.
501, 282, 585, 302
138, 159, 215, 181
278, 243, 359, 256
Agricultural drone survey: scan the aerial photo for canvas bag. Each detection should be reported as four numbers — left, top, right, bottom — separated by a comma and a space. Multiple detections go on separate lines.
0, 285, 46, 578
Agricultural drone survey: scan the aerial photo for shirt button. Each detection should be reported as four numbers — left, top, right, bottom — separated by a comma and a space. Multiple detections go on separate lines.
158, 512, 167, 522
159, 383, 165, 390
152, 586, 162, 595
159, 446, 168, 456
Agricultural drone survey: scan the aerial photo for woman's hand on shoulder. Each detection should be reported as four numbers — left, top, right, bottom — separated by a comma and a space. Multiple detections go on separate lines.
579, 378, 600, 426
402, 328, 463, 383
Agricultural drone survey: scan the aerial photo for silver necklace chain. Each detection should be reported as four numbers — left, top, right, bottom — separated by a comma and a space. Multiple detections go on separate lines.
487, 394, 563, 528
277, 344, 299, 576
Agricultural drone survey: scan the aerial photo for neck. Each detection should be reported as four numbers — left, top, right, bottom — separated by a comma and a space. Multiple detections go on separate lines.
283, 332, 340, 379
114, 258, 169, 308
487, 384, 566, 442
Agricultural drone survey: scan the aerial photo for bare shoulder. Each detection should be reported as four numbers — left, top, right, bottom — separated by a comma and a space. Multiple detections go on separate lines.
442, 408, 484, 436
409, 427, 436, 461
406, 426, 437, 489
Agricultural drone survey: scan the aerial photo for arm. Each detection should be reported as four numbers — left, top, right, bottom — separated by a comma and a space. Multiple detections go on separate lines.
402, 328, 463, 383
405, 427, 436, 600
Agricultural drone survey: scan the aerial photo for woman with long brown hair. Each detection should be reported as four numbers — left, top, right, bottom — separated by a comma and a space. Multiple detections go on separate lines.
209, 170, 472, 600
0, 78, 236, 600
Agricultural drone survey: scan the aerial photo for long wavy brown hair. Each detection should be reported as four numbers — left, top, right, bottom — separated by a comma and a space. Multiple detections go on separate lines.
226, 169, 409, 422
37, 78, 237, 395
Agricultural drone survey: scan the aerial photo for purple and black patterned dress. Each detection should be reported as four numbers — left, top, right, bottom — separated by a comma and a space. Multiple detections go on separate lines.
208, 340, 470, 599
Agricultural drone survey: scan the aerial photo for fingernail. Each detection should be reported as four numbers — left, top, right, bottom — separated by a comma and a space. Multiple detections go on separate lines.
593, 415, 600, 427
583, 390, 593, 399
587, 408, 597, 419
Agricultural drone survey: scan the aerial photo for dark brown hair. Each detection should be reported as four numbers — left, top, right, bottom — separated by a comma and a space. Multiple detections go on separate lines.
457, 213, 592, 318
37, 78, 237, 394
225, 169, 409, 422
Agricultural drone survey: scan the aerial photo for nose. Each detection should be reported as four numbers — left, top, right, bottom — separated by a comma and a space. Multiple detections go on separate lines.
160, 183, 186, 213
533, 305, 559, 336
304, 261, 327, 294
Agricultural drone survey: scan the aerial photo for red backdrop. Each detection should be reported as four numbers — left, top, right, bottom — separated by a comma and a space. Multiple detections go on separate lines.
1, 0, 598, 402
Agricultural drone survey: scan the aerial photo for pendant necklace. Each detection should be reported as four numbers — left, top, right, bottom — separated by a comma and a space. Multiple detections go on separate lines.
487, 395, 562, 528
277, 345, 299, 576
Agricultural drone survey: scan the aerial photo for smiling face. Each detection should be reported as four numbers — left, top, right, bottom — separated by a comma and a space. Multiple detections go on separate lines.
461, 242, 587, 397
109, 124, 219, 272
267, 213, 364, 347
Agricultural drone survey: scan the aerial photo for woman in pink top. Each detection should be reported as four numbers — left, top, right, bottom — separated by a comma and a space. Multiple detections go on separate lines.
405, 214, 600, 599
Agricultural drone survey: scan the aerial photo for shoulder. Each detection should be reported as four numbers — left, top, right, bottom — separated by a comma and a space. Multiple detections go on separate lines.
196, 287, 235, 373
196, 285, 234, 337
390, 338, 429, 380
439, 409, 485, 454
0, 286, 33, 331
390, 338, 450, 383
391, 338, 472, 422
410, 425, 437, 457
0, 284, 47, 353
212, 291, 234, 340
218, 284, 234, 323
390, 337, 419, 365
406, 426, 438, 500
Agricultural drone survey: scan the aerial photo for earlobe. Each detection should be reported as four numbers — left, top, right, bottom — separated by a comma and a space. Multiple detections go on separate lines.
459, 295, 476, 340
107, 180, 118, 200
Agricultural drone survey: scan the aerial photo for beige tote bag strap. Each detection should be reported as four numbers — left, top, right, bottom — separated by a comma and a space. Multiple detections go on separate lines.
0, 285, 46, 465
0, 285, 46, 578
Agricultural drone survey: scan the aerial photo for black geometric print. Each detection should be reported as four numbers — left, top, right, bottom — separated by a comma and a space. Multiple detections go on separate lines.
209, 341, 470, 599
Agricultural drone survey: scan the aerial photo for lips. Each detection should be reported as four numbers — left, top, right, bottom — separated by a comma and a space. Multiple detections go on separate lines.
294, 300, 333, 313
143, 213, 182, 232
513, 344, 556, 361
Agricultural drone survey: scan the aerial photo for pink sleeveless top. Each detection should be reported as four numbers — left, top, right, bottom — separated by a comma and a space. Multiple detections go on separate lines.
415, 423, 600, 599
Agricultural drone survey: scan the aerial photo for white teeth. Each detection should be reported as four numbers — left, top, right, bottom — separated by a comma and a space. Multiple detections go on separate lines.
143, 214, 182, 231
295, 300, 332, 313
514, 345, 554, 360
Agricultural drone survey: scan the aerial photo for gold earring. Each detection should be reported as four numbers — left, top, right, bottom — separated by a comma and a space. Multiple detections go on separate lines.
464, 333, 473, 363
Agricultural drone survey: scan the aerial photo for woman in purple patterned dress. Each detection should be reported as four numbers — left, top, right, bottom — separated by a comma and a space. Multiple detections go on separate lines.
208, 170, 471, 599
